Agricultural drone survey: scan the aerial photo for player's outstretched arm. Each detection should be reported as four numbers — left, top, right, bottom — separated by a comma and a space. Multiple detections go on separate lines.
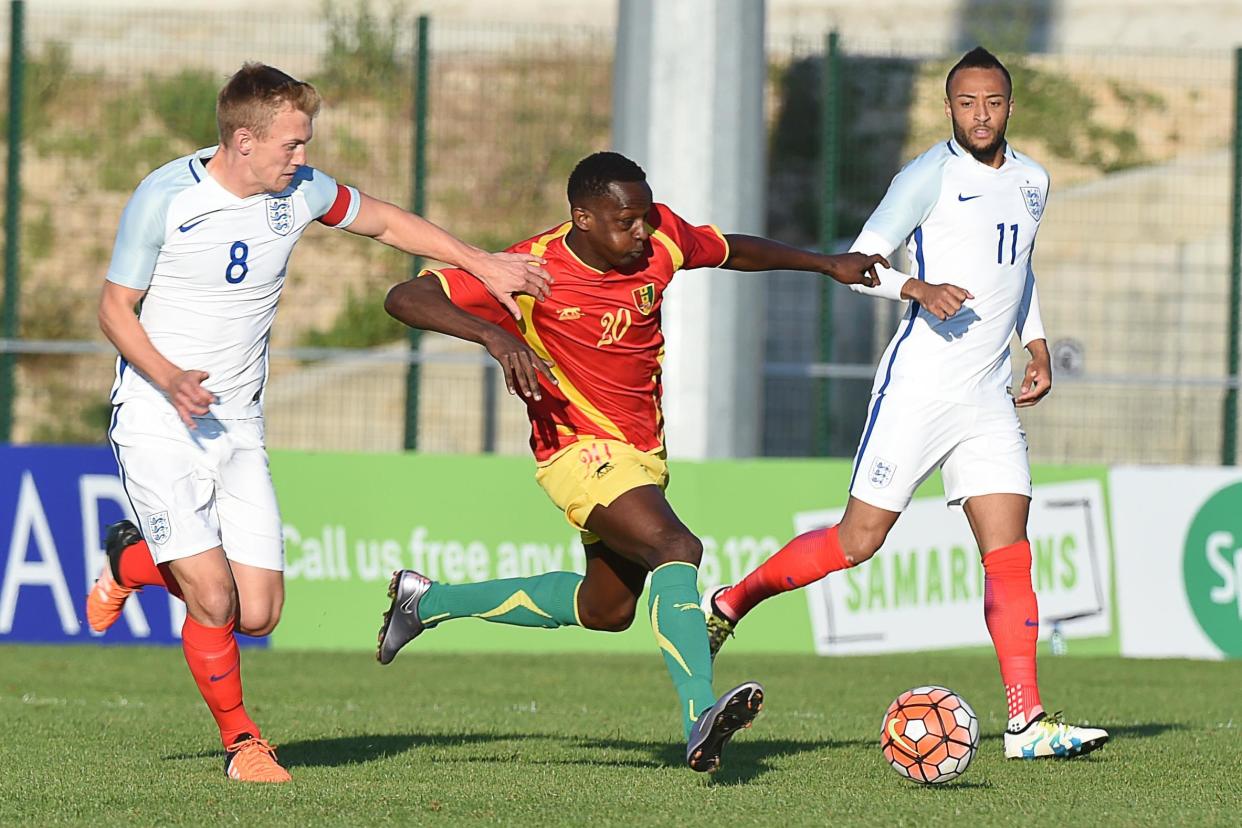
384, 277, 556, 400
720, 234, 886, 287
98, 281, 215, 428
344, 193, 551, 320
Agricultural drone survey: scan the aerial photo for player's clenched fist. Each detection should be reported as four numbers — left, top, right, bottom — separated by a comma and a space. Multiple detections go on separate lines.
904, 281, 974, 321
481, 329, 558, 401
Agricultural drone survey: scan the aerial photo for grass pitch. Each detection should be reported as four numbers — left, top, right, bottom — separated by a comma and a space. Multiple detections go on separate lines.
2, 645, 1238, 826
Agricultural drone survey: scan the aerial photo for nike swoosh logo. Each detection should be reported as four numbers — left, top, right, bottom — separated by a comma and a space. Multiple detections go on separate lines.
887, 717, 914, 752
957, 194, 982, 202
209, 661, 238, 682
178, 217, 209, 232
1024, 618, 1039, 627
400, 586, 422, 614
688, 700, 698, 722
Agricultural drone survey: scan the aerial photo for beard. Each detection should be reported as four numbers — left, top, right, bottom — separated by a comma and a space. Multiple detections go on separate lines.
953, 119, 1007, 162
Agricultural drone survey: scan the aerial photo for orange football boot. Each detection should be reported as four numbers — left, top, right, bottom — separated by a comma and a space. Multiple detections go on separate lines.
85, 520, 143, 632
225, 737, 292, 783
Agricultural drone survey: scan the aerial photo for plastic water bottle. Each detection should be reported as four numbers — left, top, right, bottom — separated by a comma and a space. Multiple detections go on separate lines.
1050, 622, 1067, 656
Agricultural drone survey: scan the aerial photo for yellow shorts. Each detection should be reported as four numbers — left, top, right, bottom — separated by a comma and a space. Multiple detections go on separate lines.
535, 439, 669, 544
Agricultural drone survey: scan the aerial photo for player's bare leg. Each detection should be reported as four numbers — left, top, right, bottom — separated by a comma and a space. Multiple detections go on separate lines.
168, 549, 290, 782
573, 542, 647, 631
964, 493, 1108, 758
230, 560, 284, 638
584, 486, 763, 772
705, 497, 900, 657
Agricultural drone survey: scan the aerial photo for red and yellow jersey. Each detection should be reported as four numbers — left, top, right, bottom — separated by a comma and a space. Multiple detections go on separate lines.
426, 203, 729, 462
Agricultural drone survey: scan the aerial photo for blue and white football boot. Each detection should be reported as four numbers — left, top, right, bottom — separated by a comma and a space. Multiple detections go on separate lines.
1003, 712, 1109, 759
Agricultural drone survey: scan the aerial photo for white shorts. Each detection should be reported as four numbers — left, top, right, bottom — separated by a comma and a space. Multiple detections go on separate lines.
107, 400, 285, 570
848, 393, 1032, 513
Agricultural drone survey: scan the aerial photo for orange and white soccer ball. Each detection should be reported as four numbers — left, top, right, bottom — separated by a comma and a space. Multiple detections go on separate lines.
881, 685, 979, 784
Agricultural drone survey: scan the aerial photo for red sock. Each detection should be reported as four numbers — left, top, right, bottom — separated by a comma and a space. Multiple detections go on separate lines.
717, 526, 852, 621
181, 616, 259, 747
117, 539, 183, 598
982, 540, 1043, 728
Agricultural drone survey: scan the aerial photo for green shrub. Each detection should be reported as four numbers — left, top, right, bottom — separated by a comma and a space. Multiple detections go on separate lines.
0, 40, 72, 136
31, 392, 112, 444
146, 69, 220, 146
301, 285, 405, 349
315, 0, 409, 106
24, 203, 54, 262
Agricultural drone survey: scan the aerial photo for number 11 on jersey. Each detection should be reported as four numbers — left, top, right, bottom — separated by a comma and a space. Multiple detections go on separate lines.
996, 223, 1018, 265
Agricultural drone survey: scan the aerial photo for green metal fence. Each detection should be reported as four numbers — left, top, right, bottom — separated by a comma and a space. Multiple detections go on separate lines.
0, 0, 21, 444
0, 2, 611, 453
1, 2, 1239, 466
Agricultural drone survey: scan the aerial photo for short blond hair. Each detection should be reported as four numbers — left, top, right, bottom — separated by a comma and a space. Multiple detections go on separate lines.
216, 62, 321, 143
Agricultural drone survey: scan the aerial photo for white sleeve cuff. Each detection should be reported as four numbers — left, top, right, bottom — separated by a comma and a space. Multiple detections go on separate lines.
846, 229, 910, 301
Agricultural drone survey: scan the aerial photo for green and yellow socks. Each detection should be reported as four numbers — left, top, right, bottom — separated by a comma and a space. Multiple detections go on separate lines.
416, 561, 716, 738
648, 562, 716, 738
417, 572, 583, 629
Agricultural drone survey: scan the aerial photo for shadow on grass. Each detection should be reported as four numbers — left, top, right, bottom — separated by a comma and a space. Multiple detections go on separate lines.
426, 736, 856, 784
706, 737, 871, 786
163, 723, 1165, 777
280, 733, 524, 767
1104, 722, 1183, 740
162, 732, 515, 767
526, 735, 873, 785
164, 731, 876, 783
912, 780, 994, 790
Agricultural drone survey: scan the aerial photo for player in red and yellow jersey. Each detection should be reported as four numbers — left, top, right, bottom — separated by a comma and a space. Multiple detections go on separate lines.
377, 152, 886, 773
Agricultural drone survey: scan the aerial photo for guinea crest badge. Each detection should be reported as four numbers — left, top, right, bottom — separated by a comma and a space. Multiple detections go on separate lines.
632, 283, 657, 315
267, 196, 294, 236
147, 511, 172, 545
1020, 186, 1044, 221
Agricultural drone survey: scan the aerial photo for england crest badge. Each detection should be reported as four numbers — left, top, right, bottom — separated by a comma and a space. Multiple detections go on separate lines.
147, 511, 172, 545
869, 458, 896, 489
267, 196, 294, 236
1020, 186, 1044, 221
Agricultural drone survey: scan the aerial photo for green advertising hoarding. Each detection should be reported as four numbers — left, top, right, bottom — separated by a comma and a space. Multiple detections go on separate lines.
270, 452, 1113, 655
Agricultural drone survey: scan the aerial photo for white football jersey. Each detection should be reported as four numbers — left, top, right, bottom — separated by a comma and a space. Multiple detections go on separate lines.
850, 138, 1048, 405
106, 147, 360, 415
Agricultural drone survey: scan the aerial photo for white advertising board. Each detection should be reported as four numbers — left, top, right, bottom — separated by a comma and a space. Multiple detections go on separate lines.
798, 480, 1112, 655
1111, 467, 1242, 660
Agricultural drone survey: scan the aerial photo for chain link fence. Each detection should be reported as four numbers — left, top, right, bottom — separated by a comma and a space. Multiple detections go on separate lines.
2, 3, 1239, 465
762, 36, 1241, 465
0, 3, 610, 453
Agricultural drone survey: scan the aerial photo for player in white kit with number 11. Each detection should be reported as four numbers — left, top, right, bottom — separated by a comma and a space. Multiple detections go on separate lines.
84, 63, 551, 782
704, 48, 1109, 760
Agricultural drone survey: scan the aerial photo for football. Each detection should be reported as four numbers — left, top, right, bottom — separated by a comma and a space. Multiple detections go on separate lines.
881, 686, 980, 784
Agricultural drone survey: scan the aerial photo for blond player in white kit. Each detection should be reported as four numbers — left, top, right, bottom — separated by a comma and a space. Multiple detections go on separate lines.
703, 48, 1109, 761
84, 63, 551, 782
